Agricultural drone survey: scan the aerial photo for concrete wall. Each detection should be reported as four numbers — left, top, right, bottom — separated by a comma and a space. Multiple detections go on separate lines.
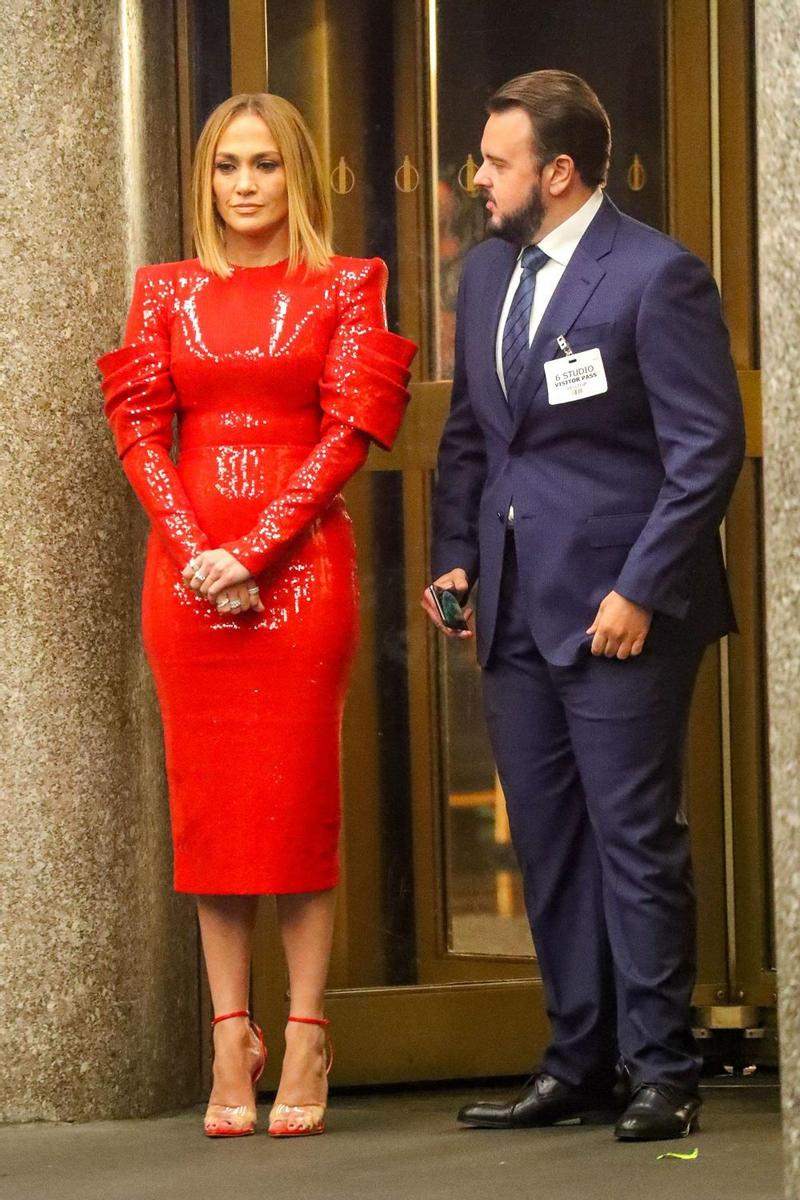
0, 0, 199, 1121
756, 2, 800, 1194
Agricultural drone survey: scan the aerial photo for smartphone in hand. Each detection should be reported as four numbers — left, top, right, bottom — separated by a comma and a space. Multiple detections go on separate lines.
427, 584, 469, 632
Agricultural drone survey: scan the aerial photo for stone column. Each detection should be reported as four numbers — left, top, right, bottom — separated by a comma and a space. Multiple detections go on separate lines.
757, 4, 800, 1195
0, 1, 199, 1120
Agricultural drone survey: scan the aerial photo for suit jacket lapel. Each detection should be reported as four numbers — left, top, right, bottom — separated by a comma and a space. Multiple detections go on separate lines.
510, 196, 620, 438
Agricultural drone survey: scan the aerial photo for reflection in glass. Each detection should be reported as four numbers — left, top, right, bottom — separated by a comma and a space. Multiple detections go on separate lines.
333, 471, 417, 989
190, 1, 232, 137
436, 173, 486, 379
439, 616, 533, 958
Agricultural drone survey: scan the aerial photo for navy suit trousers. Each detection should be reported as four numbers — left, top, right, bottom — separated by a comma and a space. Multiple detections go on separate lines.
482, 534, 704, 1092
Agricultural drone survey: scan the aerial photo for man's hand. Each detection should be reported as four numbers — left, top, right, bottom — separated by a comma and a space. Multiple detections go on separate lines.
421, 568, 473, 639
587, 590, 652, 659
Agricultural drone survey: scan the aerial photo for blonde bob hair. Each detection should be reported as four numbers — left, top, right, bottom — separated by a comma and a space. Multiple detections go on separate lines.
193, 93, 333, 277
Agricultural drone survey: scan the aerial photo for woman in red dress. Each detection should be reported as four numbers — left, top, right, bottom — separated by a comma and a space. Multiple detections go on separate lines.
97, 94, 415, 1138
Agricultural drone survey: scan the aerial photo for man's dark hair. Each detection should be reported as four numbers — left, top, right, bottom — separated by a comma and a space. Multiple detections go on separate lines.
488, 70, 611, 189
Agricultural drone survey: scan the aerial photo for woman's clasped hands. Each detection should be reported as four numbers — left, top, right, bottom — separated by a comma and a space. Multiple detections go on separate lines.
183, 549, 265, 615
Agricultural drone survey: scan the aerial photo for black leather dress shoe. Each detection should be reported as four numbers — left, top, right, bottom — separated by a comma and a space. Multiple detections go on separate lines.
614, 1083, 701, 1141
457, 1072, 620, 1129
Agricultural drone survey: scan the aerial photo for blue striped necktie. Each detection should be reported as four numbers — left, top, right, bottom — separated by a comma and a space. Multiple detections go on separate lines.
502, 245, 549, 408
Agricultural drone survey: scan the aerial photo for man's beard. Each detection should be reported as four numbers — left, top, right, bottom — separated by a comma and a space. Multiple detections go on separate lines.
486, 180, 545, 245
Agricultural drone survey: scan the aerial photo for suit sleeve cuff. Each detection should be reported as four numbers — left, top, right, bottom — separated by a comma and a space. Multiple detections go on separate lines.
614, 568, 690, 621
431, 543, 479, 586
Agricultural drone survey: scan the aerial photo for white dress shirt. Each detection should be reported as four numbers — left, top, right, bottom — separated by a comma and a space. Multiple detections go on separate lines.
497, 188, 604, 522
495, 187, 604, 395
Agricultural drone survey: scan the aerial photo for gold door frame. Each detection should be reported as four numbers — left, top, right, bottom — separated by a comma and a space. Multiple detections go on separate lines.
670, 0, 770, 1015
716, 0, 772, 1011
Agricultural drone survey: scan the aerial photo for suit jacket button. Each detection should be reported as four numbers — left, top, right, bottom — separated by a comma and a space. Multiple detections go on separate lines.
497, 511, 504, 521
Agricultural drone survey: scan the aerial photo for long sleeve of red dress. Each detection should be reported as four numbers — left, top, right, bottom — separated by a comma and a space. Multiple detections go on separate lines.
97, 268, 211, 569
222, 258, 416, 577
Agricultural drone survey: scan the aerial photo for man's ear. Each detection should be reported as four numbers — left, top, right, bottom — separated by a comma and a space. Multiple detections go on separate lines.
545, 154, 577, 198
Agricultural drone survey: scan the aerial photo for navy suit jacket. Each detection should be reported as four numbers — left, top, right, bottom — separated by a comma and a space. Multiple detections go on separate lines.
432, 196, 746, 667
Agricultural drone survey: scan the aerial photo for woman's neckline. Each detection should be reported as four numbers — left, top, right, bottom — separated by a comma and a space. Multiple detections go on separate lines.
228, 257, 289, 272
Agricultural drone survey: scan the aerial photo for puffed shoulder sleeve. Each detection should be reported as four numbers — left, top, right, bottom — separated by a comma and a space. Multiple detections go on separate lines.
319, 258, 417, 450
97, 267, 176, 458
96, 267, 210, 567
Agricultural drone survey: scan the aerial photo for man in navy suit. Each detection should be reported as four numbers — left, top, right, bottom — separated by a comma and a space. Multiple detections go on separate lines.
423, 70, 744, 1141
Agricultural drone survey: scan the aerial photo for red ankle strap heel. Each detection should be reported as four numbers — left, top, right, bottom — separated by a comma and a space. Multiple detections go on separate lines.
212, 1009, 252, 1026
268, 1016, 334, 1137
204, 1010, 267, 1139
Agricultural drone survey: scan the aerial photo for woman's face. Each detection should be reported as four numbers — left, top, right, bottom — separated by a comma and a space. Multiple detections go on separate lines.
212, 112, 289, 241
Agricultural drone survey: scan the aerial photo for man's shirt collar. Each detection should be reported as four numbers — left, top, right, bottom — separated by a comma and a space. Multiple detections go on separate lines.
528, 187, 604, 267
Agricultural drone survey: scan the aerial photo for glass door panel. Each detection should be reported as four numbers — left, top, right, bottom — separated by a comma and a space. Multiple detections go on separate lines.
440, 639, 533, 958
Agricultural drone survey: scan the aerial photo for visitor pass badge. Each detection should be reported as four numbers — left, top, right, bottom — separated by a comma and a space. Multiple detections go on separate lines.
544, 348, 608, 405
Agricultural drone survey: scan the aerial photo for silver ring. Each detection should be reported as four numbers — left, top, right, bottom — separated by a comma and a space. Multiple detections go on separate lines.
193, 571, 207, 582
247, 586, 259, 595
229, 599, 241, 609
217, 596, 230, 607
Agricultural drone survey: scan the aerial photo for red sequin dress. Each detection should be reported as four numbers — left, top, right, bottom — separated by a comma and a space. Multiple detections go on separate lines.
97, 256, 416, 894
